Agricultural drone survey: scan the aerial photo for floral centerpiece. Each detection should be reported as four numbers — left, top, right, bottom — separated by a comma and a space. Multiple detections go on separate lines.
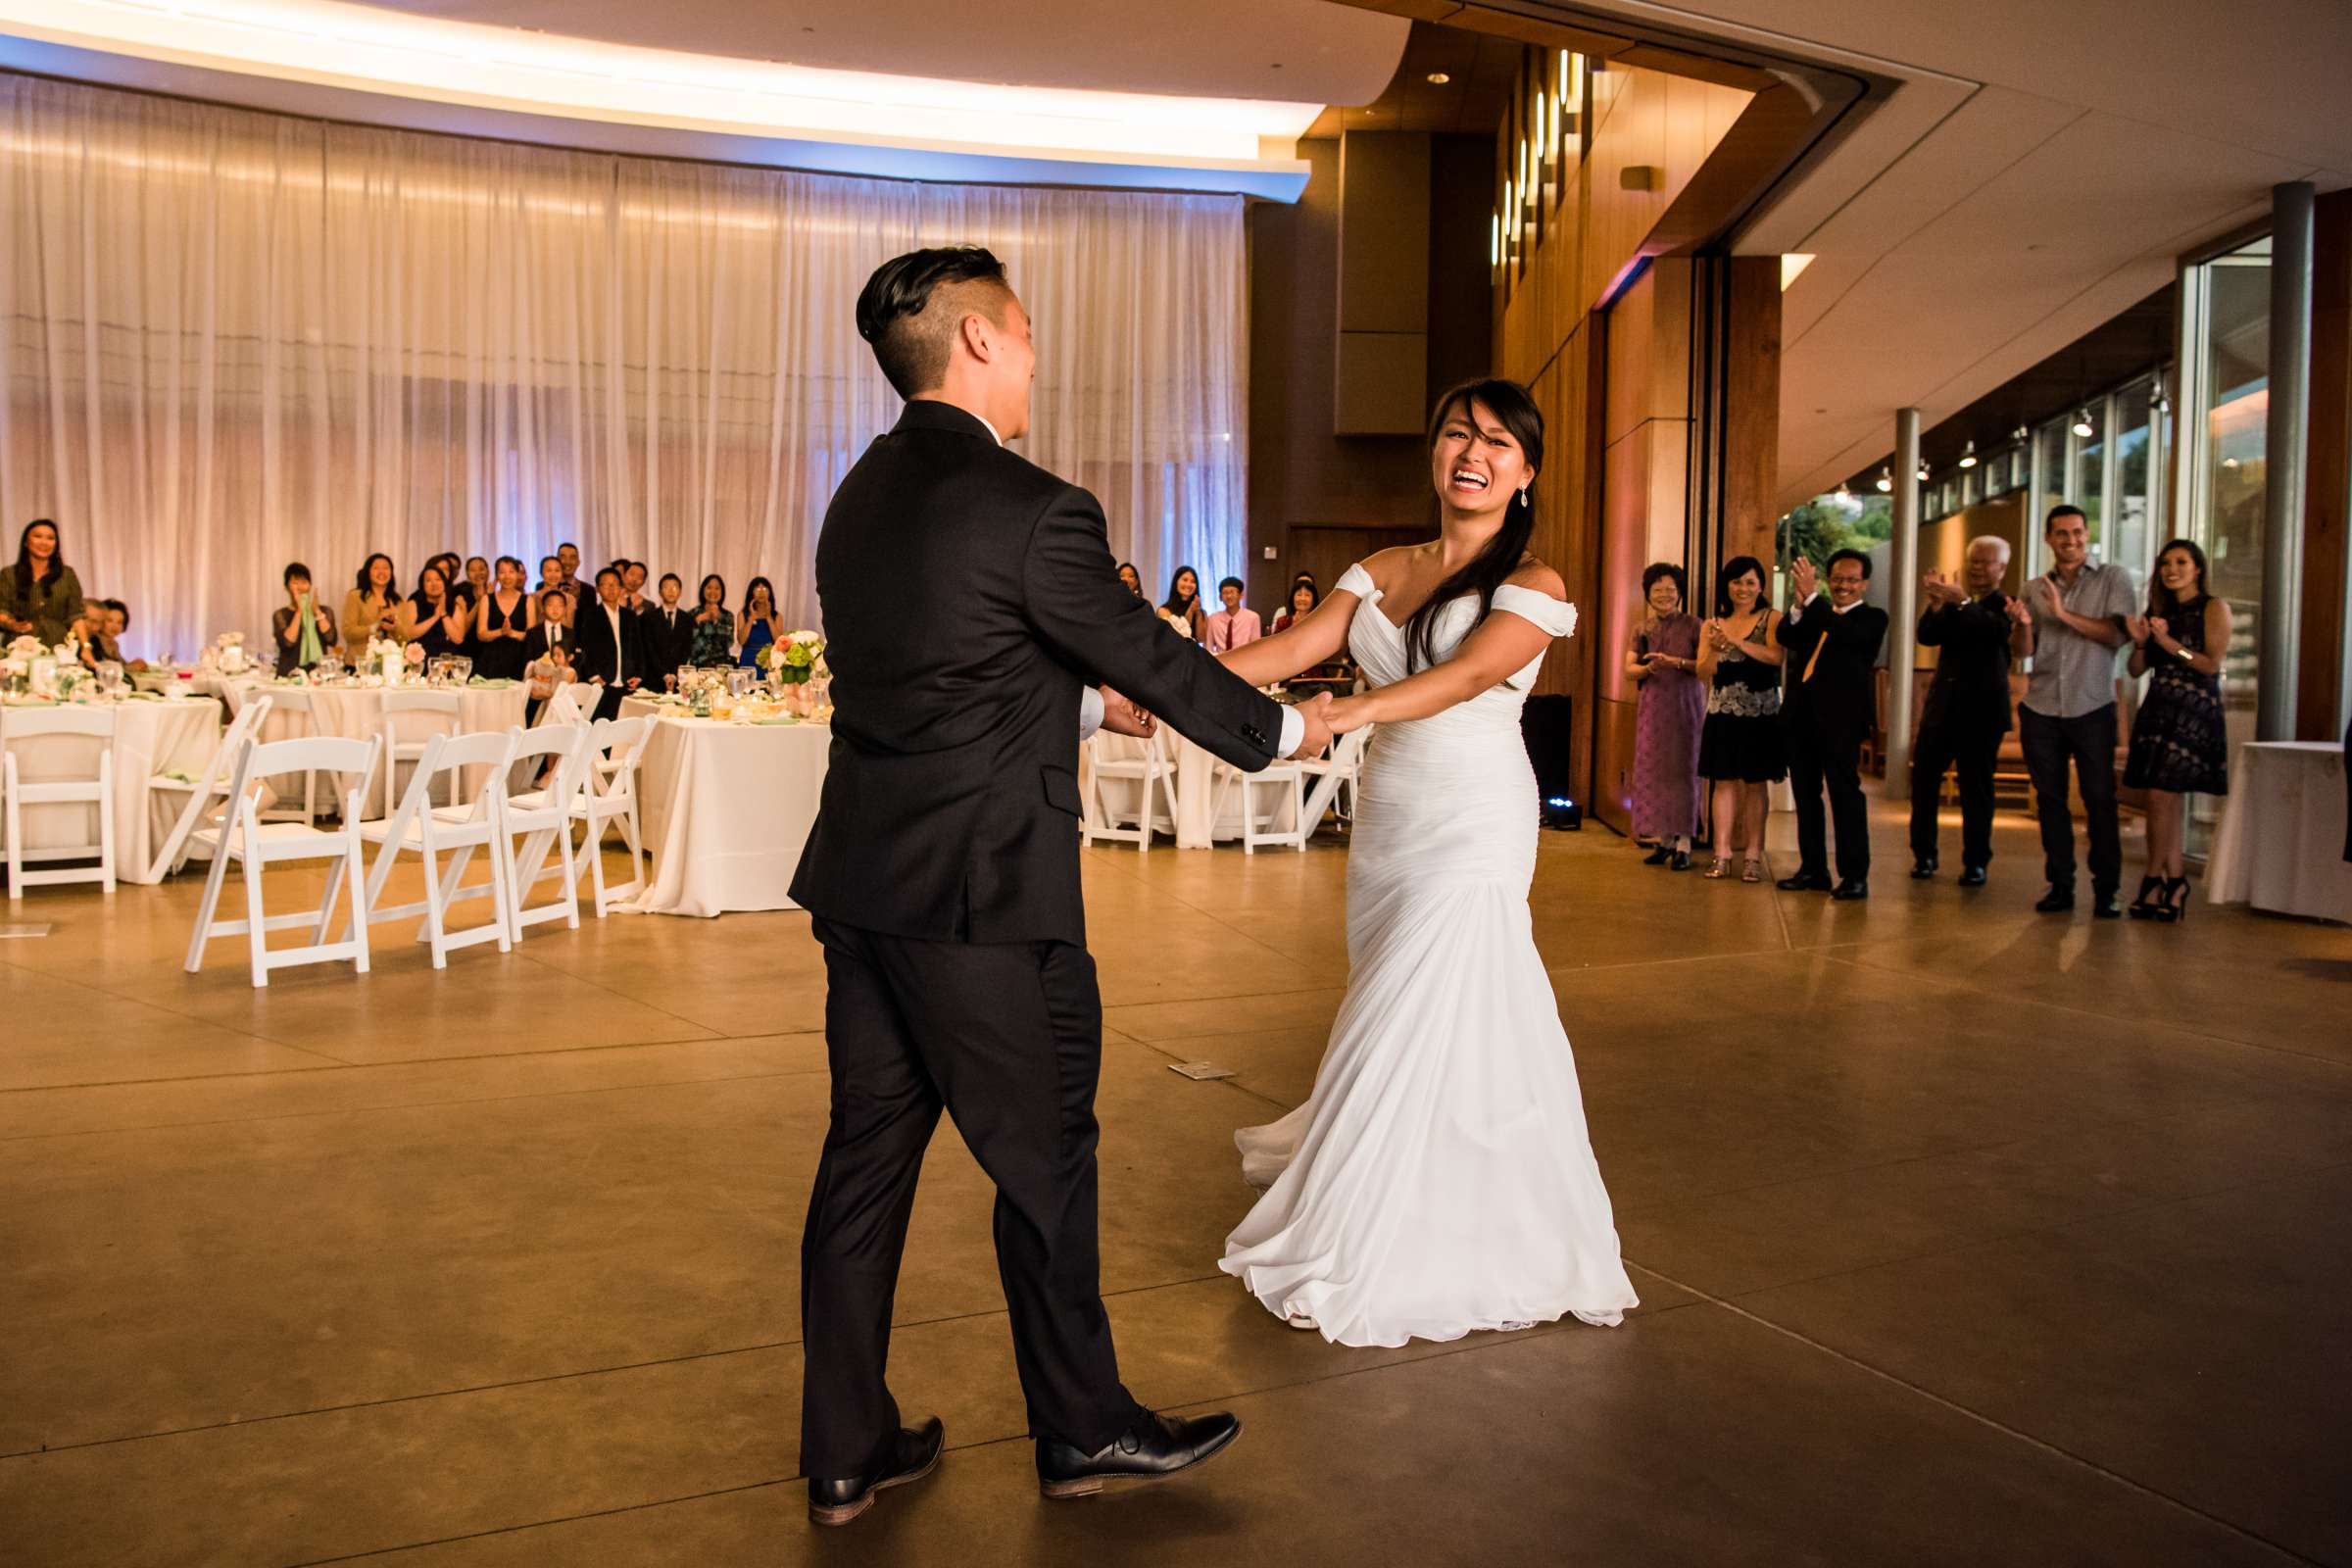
214, 631, 250, 676
363, 635, 416, 685
759, 629, 826, 685
3, 633, 81, 699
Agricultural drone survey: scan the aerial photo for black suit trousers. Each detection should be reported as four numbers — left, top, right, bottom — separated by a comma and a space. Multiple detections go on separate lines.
1909, 714, 2002, 870
799, 917, 1143, 1479
1787, 718, 1870, 881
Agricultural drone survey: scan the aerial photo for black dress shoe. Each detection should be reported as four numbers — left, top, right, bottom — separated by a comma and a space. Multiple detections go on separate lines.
2034, 887, 2076, 913
1642, 845, 1673, 865
1669, 850, 1692, 871
1909, 858, 1937, 880
2092, 889, 2125, 919
1037, 1410, 1242, 1499
1831, 878, 1870, 901
809, 1417, 945, 1526
1776, 871, 1833, 892
1958, 865, 1988, 888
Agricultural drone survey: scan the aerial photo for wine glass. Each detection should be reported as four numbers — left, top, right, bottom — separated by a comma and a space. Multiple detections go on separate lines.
96, 660, 124, 699
727, 667, 753, 699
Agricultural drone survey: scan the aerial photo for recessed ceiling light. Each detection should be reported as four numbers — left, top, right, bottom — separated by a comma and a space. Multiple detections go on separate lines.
1426, 72, 1451, 85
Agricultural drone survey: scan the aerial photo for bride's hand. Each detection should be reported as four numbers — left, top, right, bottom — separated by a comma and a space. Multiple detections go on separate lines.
1325, 695, 1372, 735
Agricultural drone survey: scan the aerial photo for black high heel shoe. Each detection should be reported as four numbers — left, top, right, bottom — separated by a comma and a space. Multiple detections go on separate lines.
2154, 876, 2191, 923
2127, 874, 2165, 920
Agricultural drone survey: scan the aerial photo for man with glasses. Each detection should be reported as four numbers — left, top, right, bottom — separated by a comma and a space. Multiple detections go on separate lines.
1777, 549, 1888, 901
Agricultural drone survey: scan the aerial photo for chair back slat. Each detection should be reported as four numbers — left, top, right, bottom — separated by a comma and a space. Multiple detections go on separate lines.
2, 706, 120, 740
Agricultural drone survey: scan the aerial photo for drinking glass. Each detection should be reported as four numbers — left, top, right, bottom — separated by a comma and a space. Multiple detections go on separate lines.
727, 667, 753, 699
96, 660, 124, 698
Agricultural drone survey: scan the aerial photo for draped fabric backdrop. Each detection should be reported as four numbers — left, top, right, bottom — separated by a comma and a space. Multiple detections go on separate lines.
0, 73, 1249, 659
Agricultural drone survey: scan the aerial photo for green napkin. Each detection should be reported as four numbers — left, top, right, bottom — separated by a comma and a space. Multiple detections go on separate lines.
466, 677, 515, 689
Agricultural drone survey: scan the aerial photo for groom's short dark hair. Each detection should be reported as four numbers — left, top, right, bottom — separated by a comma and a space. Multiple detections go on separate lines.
857, 246, 1011, 399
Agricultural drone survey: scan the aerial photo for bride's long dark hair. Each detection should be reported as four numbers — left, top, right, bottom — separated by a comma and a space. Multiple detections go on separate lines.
1406, 378, 1544, 674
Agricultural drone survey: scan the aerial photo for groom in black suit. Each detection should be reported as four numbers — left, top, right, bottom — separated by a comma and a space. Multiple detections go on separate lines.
789, 247, 1330, 1525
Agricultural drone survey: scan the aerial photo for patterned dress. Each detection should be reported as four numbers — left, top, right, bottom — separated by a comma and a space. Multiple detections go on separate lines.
1696, 614, 1787, 783
2124, 595, 2229, 795
1631, 613, 1705, 838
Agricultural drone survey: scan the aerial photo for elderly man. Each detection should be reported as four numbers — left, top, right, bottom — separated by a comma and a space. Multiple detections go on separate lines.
1777, 549, 1889, 900
1910, 536, 2022, 885
2015, 504, 2136, 917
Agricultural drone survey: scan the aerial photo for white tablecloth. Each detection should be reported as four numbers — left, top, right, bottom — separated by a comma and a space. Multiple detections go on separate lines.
622, 702, 831, 917
3, 696, 222, 886
208, 677, 530, 799
1085, 728, 1300, 848
2206, 741, 2352, 923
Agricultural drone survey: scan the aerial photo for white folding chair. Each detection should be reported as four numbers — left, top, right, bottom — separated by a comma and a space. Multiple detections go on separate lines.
1081, 728, 1179, 852
149, 694, 274, 879
571, 714, 651, 917
1297, 724, 1373, 831
378, 690, 463, 820
183, 734, 380, 987
254, 687, 324, 823
3, 706, 119, 898
503, 722, 591, 941
1218, 753, 1309, 854
361, 728, 515, 969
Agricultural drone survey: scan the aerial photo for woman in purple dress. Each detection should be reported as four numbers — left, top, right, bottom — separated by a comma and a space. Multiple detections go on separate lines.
1626, 563, 1706, 869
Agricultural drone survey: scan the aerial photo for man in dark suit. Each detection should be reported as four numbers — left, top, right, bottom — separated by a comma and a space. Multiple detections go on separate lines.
1777, 549, 1889, 900
789, 247, 1330, 1526
642, 571, 696, 679
1910, 535, 2023, 885
569, 565, 648, 721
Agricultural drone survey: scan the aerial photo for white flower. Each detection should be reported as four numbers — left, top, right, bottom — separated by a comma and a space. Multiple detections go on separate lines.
7, 635, 39, 658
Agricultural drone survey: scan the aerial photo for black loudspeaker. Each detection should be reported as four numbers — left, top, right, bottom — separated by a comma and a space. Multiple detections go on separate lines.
1520, 694, 1581, 830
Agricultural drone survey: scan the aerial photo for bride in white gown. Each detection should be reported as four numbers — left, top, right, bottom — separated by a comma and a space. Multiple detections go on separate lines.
1211, 378, 1639, 1348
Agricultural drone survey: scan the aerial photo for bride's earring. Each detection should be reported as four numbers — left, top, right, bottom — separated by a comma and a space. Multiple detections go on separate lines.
1517, 488, 1531, 510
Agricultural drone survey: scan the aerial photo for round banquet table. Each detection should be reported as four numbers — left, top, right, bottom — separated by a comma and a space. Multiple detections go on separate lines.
1084, 727, 1297, 848
619, 698, 832, 917
2204, 741, 2352, 923
209, 676, 530, 799
1, 695, 222, 886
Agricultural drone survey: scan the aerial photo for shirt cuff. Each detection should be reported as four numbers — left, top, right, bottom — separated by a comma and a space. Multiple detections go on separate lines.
1277, 706, 1304, 757
1078, 686, 1104, 740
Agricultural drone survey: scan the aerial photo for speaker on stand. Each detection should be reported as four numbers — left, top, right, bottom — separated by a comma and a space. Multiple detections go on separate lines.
1519, 694, 1581, 830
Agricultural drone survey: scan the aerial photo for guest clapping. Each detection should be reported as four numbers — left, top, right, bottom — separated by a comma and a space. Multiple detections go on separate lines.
1628, 563, 1704, 868
272, 564, 338, 675
1203, 576, 1261, 653
472, 556, 536, 679
2017, 504, 2136, 917
1694, 555, 1784, 882
0, 519, 86, 645
1776, 551, 1888, 900
575, 566, 649, 720
737, 576, 782, 671
1160, 565, 1203, 639
344, 553, 401, 655
2122, 539, 2230, 922
1910, 537, 2017, 884
399, 564, 469, 659
1116, 562, 1145, 598
690, 574, 735, 667
464, 556, 492, 609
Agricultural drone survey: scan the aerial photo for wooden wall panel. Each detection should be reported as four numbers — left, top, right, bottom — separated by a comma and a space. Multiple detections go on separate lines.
1720, 255, 1783, 568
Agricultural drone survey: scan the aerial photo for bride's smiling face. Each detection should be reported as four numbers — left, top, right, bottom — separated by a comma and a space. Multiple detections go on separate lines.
1431, 398, 1533, 519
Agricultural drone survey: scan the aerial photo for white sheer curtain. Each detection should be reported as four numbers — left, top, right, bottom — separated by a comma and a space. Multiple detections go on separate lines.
0, 73, 1248, 658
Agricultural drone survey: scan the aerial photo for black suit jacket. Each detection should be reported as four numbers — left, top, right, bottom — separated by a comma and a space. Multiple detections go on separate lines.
517, 622, 574, 667
569, 600, 649, 688
642, 605, 696, 675
790, 399, 1285, 946
1917, 593, 2015, 735
1777, 596, 1888, 748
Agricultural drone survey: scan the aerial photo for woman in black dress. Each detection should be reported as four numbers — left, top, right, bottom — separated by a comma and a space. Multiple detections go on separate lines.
400, 564, 469, 662
1693, 555, 1787, 883
2124, 538, 2231, 921
471, 555, 536, 679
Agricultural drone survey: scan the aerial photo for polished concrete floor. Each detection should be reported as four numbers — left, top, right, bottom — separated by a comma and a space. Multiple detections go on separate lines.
2, 799, 2348, 1566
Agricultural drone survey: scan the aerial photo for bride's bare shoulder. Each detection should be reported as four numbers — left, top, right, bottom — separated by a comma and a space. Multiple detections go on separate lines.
1351, 544, 1424, 593
1507, 557, 1568, 599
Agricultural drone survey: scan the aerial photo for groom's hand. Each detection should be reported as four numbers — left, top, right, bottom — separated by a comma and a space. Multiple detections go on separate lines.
1098, 686, 1157, 739
1287, 692, 1335, 759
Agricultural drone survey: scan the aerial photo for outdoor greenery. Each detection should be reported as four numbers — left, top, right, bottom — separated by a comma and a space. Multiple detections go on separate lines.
1776, 492, 1893, 570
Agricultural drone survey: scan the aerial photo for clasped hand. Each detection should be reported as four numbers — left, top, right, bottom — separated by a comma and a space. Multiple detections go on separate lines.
1101, 688, 1348, 758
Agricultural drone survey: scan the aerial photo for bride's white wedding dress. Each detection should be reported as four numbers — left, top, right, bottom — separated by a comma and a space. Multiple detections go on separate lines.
1218, 562, 1639, 1348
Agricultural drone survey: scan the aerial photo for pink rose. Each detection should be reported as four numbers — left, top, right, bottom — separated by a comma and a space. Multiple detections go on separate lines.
404, 642, 426, 665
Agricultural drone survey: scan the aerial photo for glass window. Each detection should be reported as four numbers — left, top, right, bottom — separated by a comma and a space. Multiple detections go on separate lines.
2072, 403, 2106, 557
2182, 234, 2272, 854
2110, 377, 2158, 587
